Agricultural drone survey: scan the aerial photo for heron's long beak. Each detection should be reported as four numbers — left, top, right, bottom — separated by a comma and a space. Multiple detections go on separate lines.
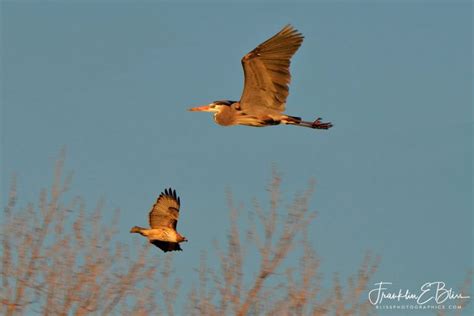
188, 104, 213, 112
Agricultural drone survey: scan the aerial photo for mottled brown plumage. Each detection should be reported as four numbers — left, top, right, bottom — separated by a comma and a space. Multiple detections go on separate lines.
189, 25, 333, 130
149, 188, 180, 230
130, 188, 187, 253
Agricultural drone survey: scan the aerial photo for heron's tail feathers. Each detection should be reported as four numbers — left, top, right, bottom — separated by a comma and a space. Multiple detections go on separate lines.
286, 115, 302, 122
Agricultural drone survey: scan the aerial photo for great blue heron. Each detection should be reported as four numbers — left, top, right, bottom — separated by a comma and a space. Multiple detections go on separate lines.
188, 25, 333, 130
130, 188, 187, 252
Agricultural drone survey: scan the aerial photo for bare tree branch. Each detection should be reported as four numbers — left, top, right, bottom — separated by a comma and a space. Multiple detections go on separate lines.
1, 153, 162, 315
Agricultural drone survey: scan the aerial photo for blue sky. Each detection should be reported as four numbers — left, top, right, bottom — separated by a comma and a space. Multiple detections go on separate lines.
1, 2, 472, 314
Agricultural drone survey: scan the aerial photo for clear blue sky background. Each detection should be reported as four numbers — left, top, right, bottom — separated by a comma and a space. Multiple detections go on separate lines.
1, 2, 472, 314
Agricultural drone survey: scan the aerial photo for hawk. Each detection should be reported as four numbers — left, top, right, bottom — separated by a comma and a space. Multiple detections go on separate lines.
130, 188, 187, 252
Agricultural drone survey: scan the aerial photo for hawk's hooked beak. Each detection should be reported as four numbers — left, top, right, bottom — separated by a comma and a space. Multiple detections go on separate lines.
188, 104, 216, 112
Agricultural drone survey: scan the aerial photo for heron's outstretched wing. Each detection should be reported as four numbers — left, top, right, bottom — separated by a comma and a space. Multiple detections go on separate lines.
239, 25, 303, 112
149, 188, 181, 229
150, 240, 183, 252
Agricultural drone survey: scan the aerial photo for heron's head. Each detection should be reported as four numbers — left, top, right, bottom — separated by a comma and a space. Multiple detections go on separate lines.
188, 100, 235, 113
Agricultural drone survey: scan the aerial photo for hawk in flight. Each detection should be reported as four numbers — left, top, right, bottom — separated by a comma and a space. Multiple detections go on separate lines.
130, 188, 187, 252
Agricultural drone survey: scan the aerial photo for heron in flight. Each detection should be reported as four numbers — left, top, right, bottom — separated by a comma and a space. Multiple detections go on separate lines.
188, 25, 333, 130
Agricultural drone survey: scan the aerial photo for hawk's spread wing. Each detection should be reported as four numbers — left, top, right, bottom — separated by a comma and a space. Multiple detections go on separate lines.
239, 25, 303, 113
150, 240, 182, 252
149, 188, 180, 229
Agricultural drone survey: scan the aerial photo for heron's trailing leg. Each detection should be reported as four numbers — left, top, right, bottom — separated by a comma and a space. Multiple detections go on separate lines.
311, 117, 333, 129
285, 115, 333, 130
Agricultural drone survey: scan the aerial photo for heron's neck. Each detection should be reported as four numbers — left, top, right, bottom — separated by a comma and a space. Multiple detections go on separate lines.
213, 105, 237, 126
